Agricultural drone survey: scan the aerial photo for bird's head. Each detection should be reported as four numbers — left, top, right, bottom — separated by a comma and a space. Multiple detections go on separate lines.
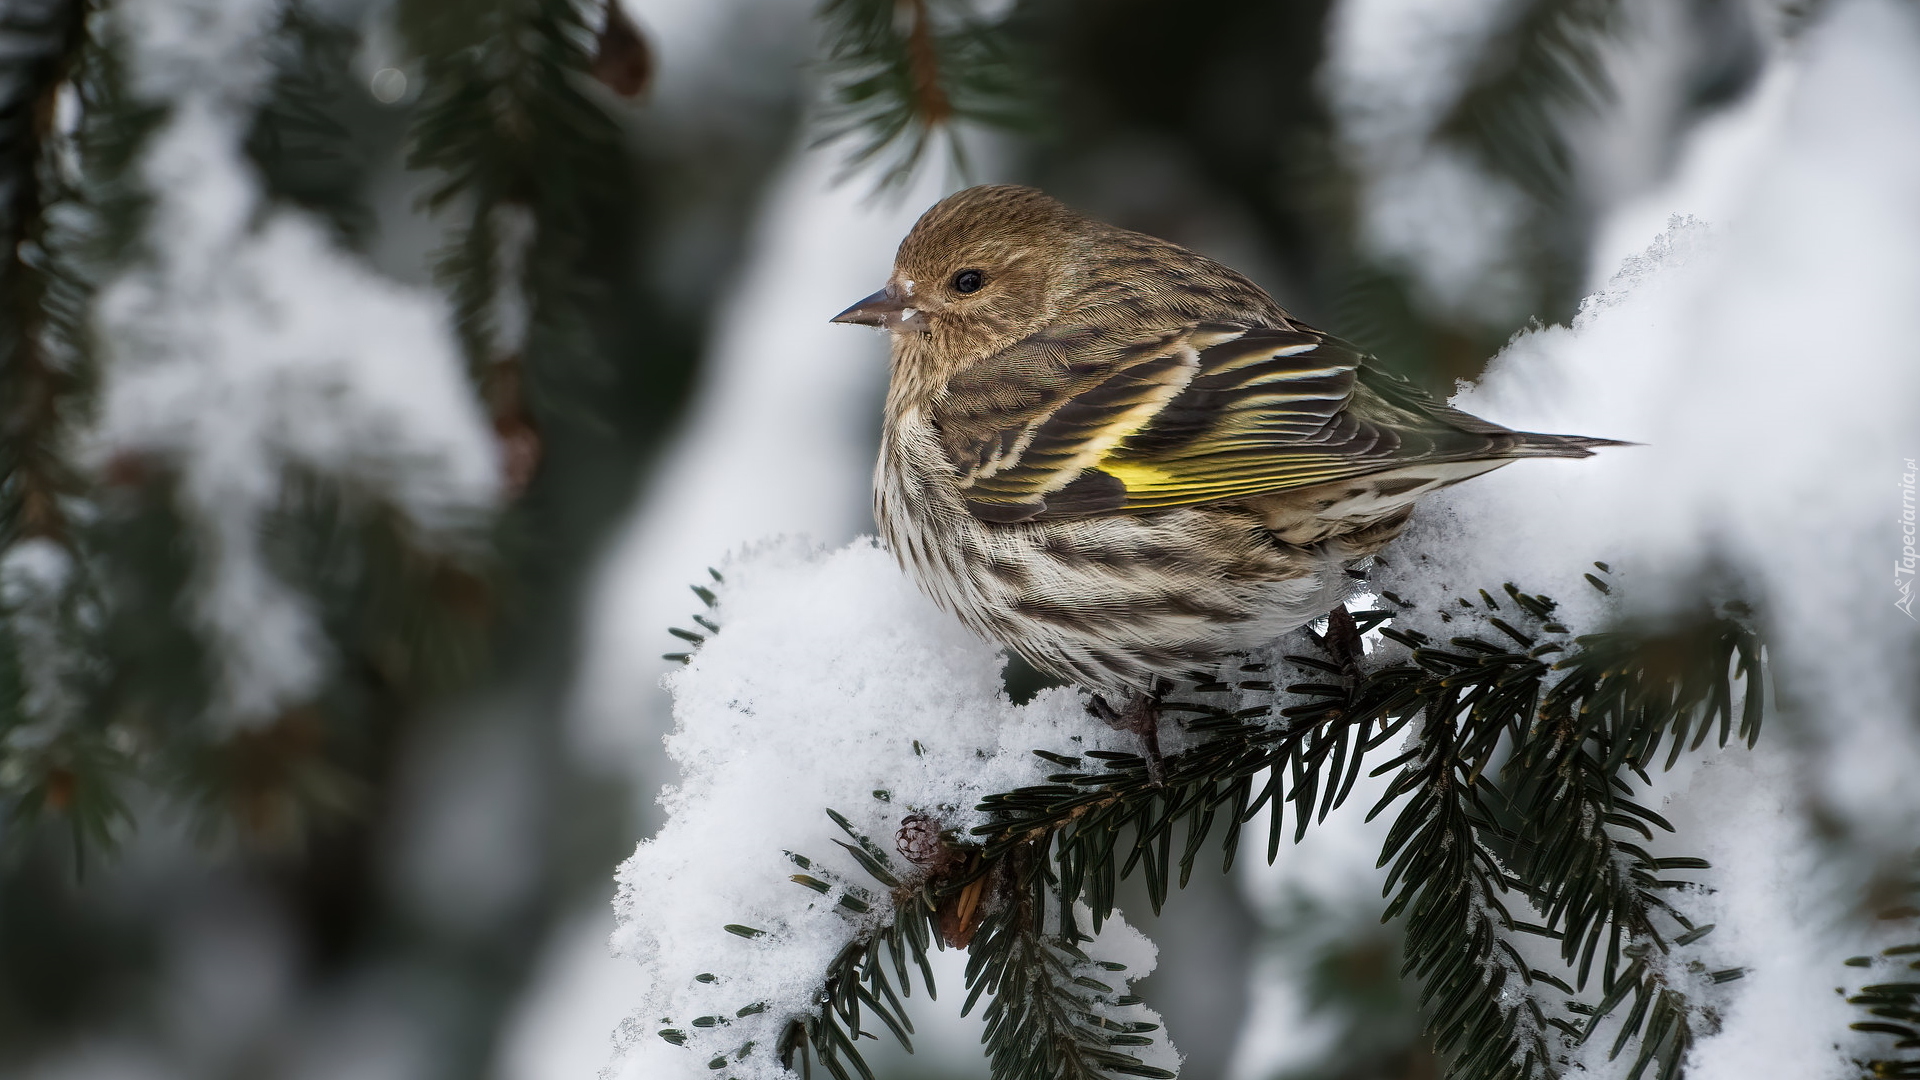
832, 185, 1092, 368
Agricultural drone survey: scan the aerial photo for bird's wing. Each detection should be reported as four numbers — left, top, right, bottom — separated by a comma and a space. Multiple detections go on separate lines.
935, 323, 1524, 524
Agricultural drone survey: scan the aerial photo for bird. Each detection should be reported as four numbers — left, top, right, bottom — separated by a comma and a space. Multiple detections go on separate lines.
832, 185, 1620, 746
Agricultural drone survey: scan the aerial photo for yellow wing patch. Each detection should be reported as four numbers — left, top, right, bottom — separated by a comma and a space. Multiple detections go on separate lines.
1095, 460, 1184, 491
997, 346, 1203, 498
941, 325, 1444, 522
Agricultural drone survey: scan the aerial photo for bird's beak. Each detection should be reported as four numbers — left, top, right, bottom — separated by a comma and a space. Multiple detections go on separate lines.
831, 285, 912, 329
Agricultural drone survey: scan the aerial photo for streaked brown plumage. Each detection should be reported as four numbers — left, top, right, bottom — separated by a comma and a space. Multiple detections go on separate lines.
834, 185, 1618, 698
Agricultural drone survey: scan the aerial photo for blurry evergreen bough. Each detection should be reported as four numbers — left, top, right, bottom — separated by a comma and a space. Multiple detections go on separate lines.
0, 0, 640, 856
397, 0, 635, 470
808, 0, 1647, 201
662, 569, 1765, 1080
0, 0, 132, 855
813, 0, 1034, 188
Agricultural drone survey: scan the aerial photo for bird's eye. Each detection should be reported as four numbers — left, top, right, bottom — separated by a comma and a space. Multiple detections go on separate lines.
952, 269, 985, 294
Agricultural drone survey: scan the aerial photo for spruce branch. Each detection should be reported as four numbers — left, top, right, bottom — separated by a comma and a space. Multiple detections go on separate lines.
0, 0, 90, 552
243, 3, 369, 243
777, 817, 1175, 1080
661, 568, 1764, 1080
1355, 577, 1757, 1080
972, 582, 1756, 1080
812, 0, 1032, 189
660, 812, 942, 1080
399, 0, 630, 437
1371, 680, 1556, 1080
1512, 616, 1761, 1078
966, 843, 1176, 1080
1849, 960, 1920, 1078
0, 0, 126, 857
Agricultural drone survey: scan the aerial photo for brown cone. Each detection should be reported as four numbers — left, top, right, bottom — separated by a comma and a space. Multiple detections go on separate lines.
592, 3, 653, 98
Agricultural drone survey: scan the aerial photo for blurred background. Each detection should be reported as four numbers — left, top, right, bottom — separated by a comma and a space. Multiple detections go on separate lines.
0, 0, 1849, 1077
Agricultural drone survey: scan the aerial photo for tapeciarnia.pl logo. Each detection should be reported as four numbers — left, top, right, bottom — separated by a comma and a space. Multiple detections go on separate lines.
1900, 457, 1917, 620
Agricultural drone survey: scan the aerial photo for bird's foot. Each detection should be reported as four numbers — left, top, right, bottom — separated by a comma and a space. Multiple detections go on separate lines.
1090, 689, 1165, 785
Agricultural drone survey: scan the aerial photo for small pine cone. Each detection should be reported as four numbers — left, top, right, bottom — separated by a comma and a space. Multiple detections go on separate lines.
895, 813, 956, 874
897, 813, 991, 948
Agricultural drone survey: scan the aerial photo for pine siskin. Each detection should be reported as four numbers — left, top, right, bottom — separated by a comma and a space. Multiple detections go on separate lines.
833, 185, 1619, 721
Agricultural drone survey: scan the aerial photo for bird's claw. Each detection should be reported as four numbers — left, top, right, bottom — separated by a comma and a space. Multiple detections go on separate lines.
1090, 690, 1166, 785
1323, 603, 1365, 683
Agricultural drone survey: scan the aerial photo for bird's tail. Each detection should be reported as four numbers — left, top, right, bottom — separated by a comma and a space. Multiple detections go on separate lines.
1505, 432, 1638, 459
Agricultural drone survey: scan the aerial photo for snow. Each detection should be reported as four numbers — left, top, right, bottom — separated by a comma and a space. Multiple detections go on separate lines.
485, 203, 536, 362
1619, 745, 1862, 1080
1227, 769, 1399, 1080
1323, 0, 1520, 148
90, 0, 499, 728
608, 540, 1172, 1079
1322, 0, 1532, 320
0, 538, 83, 739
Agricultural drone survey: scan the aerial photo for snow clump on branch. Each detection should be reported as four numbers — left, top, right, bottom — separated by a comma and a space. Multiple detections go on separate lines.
608, 539, 1174, 1080
90, 0, 499, 728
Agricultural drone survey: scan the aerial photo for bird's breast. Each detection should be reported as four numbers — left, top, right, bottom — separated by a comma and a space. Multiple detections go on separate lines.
875, 407, 982, 616
874, 408, 1356, 691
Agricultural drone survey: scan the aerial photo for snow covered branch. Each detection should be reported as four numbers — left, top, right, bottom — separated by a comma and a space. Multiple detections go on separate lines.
610, 528, 1772, 1080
